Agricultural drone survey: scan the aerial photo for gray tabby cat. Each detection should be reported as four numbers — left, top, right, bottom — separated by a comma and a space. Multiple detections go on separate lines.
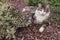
22, 4, 50, 33
34, 3, 50, 32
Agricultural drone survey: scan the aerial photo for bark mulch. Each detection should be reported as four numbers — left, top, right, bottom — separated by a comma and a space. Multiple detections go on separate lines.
14, 14, 60, 40
14, 21, 60, 40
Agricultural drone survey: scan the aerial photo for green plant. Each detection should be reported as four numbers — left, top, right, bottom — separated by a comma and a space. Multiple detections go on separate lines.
52, 16, 60, 21
0, 0, 32, 39
28, 0, 44, 6
51, 7, 60, 14
49, 0, 60, 6
0, 2, 16, 39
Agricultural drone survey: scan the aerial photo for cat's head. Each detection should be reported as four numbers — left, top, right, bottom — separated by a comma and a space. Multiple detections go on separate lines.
37, 3, 50, 12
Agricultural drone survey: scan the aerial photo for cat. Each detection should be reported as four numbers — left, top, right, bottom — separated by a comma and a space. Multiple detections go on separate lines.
34, 4, 50, 32
22, 4, 50, 33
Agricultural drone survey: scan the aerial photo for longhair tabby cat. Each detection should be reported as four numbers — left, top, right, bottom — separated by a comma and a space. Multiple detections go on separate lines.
34, 3, 50, 32
21, 4, 50, 33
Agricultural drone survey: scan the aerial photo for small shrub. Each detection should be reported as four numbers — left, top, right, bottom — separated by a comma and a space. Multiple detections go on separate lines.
0, 0, 32, 39
49, 0, 60, 6
28, 0, 44, 6
51, 7, 60, 14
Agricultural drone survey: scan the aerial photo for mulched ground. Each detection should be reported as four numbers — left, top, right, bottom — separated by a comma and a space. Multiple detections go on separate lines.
14, 14, 60, 40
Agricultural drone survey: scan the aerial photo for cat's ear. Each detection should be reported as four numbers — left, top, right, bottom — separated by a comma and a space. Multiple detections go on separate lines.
46, 4, 50, 8
38, 3, 42, 9
45, 4, 50, 12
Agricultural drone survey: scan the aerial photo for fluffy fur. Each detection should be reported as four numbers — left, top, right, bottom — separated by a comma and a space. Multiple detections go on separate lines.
34, 9, 50, 23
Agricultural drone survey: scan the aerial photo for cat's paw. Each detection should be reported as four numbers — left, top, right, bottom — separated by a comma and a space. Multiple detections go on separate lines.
39, 25, 46, 33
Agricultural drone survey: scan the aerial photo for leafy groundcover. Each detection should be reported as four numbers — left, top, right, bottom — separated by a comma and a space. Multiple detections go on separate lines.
0, 1, 30, 40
